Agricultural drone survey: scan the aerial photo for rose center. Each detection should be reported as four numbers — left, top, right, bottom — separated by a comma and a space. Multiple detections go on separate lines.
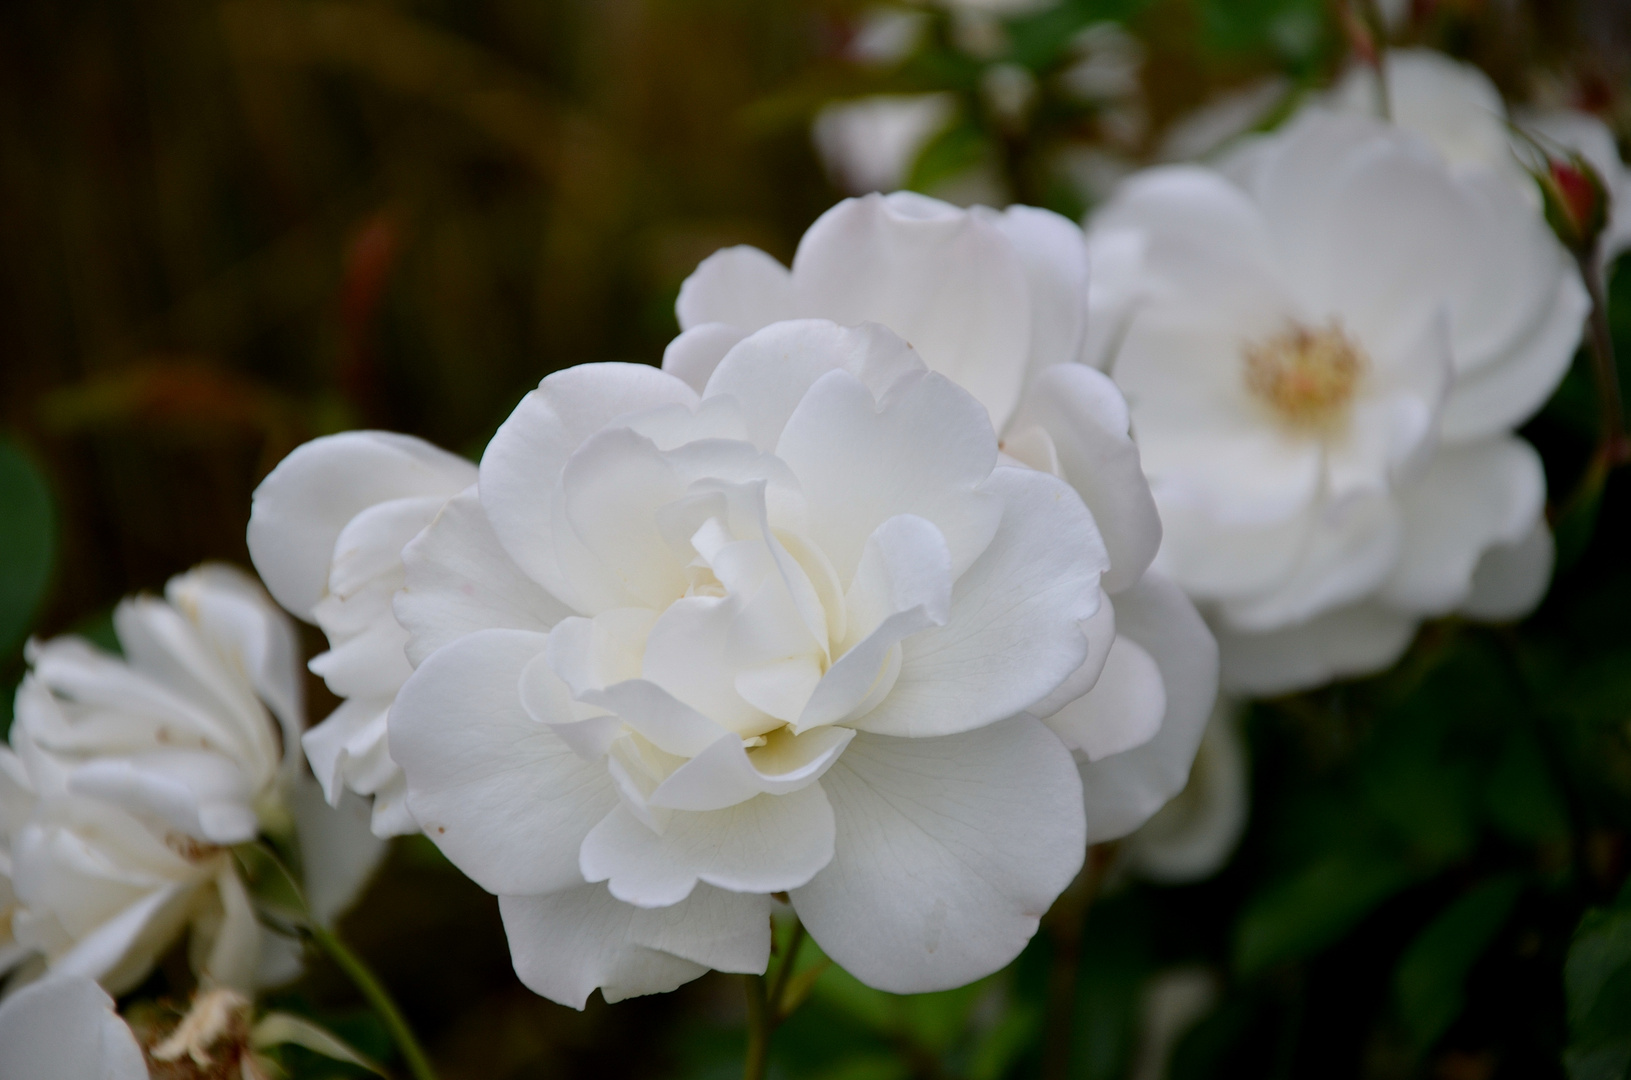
1242, 320, 1367, 430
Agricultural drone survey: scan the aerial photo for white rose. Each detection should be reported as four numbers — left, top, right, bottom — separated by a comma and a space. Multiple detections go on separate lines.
812, 94, 957, 196
1330, 48, 1631, 270
382, 320, 1149, 1006
1119, 703, 1249, 884
1088, 108, 1585, 694
669, 191, 1217, 845
0, 975, 149, 1080
3, 565, 383, 993
249, 432, 476, 836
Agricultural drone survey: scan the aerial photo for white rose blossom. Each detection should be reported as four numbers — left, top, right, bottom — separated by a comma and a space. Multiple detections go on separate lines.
668, 191, 1218, 844
1086, 107, 1587, 694
1119, 703, 1249, 884
1, 565, 383, 994
813, 94, 958, 196
1331, 48, 1631, 270
302, 306, 1214, 1007
249, 433, 477, 836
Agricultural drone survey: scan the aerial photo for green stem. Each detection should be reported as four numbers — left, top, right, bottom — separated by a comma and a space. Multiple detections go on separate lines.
768, 920, 807, 1020
743, 974, 772, 1080
308, 922, 440, 1080
1040, 845, 1113, 1080
742, 916, 813, 1080
241, 843, 439, 1080
1580, 252, 1628, 467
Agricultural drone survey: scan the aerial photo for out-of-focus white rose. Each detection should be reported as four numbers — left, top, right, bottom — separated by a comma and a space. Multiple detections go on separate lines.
1088, 109, 1586, 694
843, 7, 931, 67
2, 565, 384, 993
378, 313, 1194, 1006
1057, 23, 1144, 105
249, 432, 476, 836
1331, 48, 1631, 268
0, 974, 389, 1080
0, 975, 149, 1080
669, 191, 1218, 846
1120, 704, 1249, 883
12, 567, 303, 842
813, 94, 957, 195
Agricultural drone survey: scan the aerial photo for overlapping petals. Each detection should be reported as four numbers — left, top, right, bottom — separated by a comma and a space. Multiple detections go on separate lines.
2, 565, 383, 994
249, 431, 477, 836
387, 321, 1129, 1005
670, 192, 1217, 852
1089, 108, 1582, 693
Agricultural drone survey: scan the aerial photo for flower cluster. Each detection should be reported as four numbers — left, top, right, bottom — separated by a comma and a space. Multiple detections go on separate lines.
9, 31, 1621, 1065
246, 191, 1220, 1007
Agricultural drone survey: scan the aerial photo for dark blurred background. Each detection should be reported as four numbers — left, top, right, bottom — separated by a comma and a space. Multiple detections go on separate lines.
2, 2, 1630, 1078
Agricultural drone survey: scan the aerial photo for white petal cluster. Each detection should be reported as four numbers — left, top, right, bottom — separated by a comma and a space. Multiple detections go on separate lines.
385, 327, 1117, 1005
243, 292, 1211, 1010
1087, 106, 1587, 694
249, 433, 475, 836
1, 565, 381, 995
1331, 49, 1631, 269
670, 191, 1218, 844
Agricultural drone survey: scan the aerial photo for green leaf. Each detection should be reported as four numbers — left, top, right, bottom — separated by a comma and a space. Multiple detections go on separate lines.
906, 121, 990, 196
1235, 849, 1418, 976
0, 438, 55, 659
1564, 882, 1631, 1079
966, 1000, 1041, 1080
252, 1012, 388, 1077
1484, 725, 1571, 845
1393, 875, 1524, 1052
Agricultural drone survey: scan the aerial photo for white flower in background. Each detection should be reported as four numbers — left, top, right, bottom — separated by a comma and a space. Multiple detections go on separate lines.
1, 565, 383, 994
842, 7, 930, 67
1331, 49, 1631, 268
249, 432, 476, 837
0, 973, 388, 1080
669, 191, 1217, 845
813, 94, 957, 195
367, 313, 1190, 1007
1120, 704, 1249, 883
1088, 108, 1587, 694
0, 975, 149, 1080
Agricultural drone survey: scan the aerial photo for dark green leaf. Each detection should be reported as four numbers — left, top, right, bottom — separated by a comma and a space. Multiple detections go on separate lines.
1564, 883, 1631, 1079
0, 438, 55, 659
1393, 875, 1524, 1052
906, 121, 991, 196
1484, 725, 1572, 845
1235, 849, 1418, 976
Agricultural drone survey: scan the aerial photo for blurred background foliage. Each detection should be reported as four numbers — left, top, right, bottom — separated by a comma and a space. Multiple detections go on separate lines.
2, 0, 1631, 1078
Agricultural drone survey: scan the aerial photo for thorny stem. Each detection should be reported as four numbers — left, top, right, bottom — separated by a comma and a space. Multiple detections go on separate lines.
245, 844, 440, 1080
1041, 844, 1115, 1080
742, 916, 812, 1080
